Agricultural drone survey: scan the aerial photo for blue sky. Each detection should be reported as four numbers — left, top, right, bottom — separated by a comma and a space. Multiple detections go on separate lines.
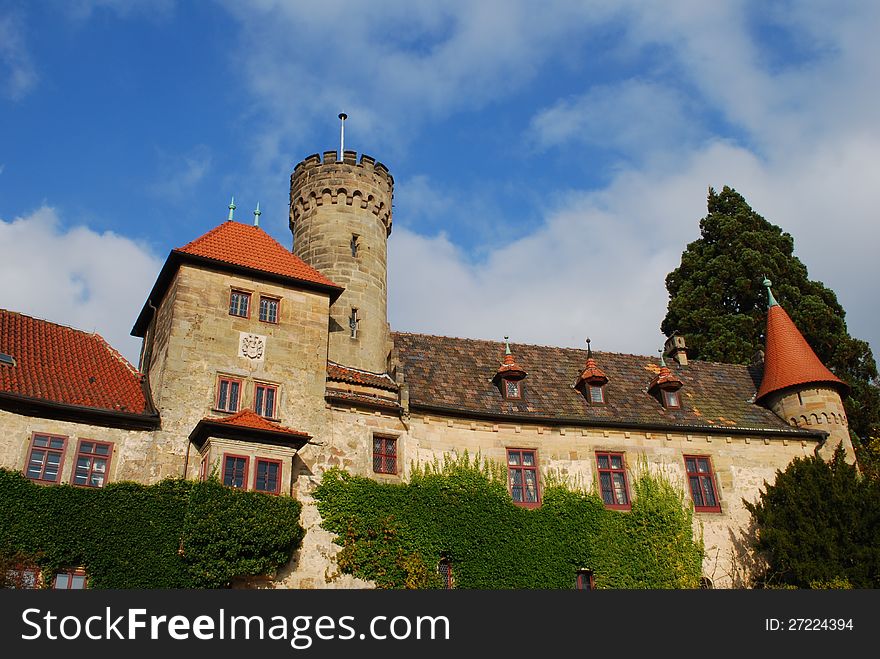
2, 0, 879, 368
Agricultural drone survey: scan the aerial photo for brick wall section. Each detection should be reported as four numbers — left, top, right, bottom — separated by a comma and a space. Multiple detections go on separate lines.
290, 151, 393, 374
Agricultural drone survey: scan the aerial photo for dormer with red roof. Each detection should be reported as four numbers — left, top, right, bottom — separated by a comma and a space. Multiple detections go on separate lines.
756, 279, 855, 462
132, 206, 344, 467
494, 337, 528, 400
575, 338, 609, 405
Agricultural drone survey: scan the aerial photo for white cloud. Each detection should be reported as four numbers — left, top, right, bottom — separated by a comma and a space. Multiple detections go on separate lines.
0, 207, 162, 365
148, 145, 212, 201
529, 80, 700, 157
0, 11, 38, 101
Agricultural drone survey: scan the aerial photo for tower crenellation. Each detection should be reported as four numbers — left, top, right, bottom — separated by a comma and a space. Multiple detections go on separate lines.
290, 150, 394, 374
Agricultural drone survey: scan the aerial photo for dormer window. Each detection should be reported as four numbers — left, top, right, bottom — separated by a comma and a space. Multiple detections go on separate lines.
662, 389, 680, 409
503, 378, 522, 400
495, 337, 527, 401
577, 339, 608, 406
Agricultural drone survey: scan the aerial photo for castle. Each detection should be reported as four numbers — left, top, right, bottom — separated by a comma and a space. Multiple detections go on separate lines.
0, 147, 855, 588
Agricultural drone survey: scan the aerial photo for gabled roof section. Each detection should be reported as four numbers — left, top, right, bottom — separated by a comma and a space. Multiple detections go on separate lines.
327, 361, 398, 391
132, 220, 343, 337
393, 332, 817, 436
175, 221, 338, 287
0, 309, 157, 427
756, 303, 847, 402
188, 408, 311, 449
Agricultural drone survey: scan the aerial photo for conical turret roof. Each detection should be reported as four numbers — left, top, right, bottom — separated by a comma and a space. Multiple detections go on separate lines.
755, 280, 847, 402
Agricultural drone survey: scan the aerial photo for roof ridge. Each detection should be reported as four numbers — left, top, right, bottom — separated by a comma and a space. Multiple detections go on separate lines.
328, 360, 395, 379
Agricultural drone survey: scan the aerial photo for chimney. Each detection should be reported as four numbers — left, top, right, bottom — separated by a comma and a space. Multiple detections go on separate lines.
664, 333, 688, 366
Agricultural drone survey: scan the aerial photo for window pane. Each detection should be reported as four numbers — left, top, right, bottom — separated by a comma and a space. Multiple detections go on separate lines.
218, 381, 228, 409
255, 387, 265, 414
610, 455, 622, 470
612, 473, 628, 504
54, 573, 70, 589
701, 476, 717, 507
597, 455, 609, 469
374, 437, 383, 453
95, 443, 111, 456
689, 476, 704, 507
590, 386, 604, 403
229, 382, 240, 410
522, 451, 534, 466
70, 574, 86, 589
697, 458, 710, 473
599, 472, 613, 504
265, 388, 275, 417
80, 442, 94, 454
507, 451, 520, 466
685, 458, 696, 473
385, 439, 396, 457
523, 470, 538, 502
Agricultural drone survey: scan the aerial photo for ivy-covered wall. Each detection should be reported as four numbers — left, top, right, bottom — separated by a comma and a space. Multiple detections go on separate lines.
314, 454, 704, 589
0, 468, 304, 588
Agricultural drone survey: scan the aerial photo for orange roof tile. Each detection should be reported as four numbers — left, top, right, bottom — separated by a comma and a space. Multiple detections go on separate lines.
756, 304, 846, 401
0, 309, 153, 417
174, 220, 339, 288
577, 357, 608, 387
204, 408, 311, 437
649, 364, 683, 392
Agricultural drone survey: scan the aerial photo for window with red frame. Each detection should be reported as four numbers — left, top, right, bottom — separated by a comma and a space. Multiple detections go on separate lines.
507, 448, 540, 506
198, 454, 209, 481
575, 570, 594, 590
373, 436, 397, 474
254, 383, 278, 418
259, 296, 279, 323
254, 458, 282, 495
437, 559, 453, 589
4, 566, 40, 589
223, 454, 249, 489
72, 440, 112, 488
596, 452, 630, 509
25, 434, 66, 483
229, 290, 250, 318
685, 456, 721, 512
502, 378, 522, 400
53, 568, 87, 589
216, 377, 242, 412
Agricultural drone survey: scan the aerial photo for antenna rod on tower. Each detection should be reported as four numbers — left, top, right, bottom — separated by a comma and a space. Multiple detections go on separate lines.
339, 112, 347, 161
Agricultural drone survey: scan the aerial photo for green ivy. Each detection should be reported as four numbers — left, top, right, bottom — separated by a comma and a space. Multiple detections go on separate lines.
313, 453, 704, 589
0, 468, 304, 588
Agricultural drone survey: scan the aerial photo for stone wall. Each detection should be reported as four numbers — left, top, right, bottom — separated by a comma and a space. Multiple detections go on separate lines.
765, 386, 854, 461
290, 151, 393, 374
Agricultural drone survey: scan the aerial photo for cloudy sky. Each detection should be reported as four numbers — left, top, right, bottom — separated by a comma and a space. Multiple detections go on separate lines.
1, 0, 878, 367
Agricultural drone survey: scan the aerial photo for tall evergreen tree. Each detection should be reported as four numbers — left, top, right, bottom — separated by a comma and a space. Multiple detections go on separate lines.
662, 186, 880, 442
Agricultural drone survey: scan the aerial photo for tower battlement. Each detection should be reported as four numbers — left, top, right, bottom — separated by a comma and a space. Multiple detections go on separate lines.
290, 151, 393, 235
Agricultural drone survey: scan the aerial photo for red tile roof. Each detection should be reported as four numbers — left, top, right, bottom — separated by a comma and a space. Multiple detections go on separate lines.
174, 220, 339, 288
204, 408, 311, 437
0, 309, 152, 416
576, 357, 608, 387
756, 304, 846, 401
327, 362, 398, 391
649, 364, 683, 392
496, 349, 527, 380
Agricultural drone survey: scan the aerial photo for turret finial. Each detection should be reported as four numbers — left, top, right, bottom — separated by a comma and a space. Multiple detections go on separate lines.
586, 337, 592, 359
504, 336, 511, 356
763, 276, 779, 308
339, 112, 347, 161
253, 202, 261, 227
659, 348, 667, 368
227, 196, 236, 222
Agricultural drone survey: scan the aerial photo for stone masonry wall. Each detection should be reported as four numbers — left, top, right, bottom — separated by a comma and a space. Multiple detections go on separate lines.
767, 386, 854, 462
290, 151, 393, 374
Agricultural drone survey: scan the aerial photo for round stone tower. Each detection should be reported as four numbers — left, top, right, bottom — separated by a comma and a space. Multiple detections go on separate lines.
289, 150, 393, 374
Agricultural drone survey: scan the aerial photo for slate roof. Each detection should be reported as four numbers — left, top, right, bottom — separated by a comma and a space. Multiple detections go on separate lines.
393, 332, 815, 436
756, 303, 846, 401
0, 309, 153, 418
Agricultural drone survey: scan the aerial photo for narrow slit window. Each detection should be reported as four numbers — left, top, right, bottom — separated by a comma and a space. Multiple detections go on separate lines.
351, 234, 360, 258
575, 570, 594, 590
438, 559, 453, 589
349, 308, 359, 339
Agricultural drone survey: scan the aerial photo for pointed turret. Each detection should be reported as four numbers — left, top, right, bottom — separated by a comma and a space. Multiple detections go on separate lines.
755, 279, 847, 402
755, 279, 853, 462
